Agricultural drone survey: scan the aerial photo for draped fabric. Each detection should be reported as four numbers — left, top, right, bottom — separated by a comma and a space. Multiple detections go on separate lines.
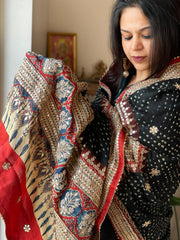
0, 52, 179, 240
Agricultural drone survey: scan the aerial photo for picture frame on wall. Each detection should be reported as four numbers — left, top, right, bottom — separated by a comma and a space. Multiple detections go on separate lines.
47, 32, 77, 73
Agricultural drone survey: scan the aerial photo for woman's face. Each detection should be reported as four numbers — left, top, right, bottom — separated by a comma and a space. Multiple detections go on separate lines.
120, 6, 153, 80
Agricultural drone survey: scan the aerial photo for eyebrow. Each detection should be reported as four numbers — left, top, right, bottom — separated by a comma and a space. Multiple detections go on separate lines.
120, 26, 151, 33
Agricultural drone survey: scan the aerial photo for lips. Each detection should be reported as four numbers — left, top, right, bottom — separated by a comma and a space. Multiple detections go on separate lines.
132, 56, 146, 63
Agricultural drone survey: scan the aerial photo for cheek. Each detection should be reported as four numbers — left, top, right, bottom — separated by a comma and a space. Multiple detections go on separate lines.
145, 42, 152, 55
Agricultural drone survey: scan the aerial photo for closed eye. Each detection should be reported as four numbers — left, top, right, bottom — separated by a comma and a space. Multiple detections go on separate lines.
142, 35, 152, 39
124, 36, 132, 40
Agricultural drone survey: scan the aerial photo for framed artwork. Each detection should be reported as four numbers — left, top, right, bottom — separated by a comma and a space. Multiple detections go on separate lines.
47, 32, 77, 73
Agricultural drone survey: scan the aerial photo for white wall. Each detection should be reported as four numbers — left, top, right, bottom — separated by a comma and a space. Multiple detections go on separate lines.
2, 0, 33, 111
0, 0, 5, 117
32, 0, 114, 78
32, 0, 49, 56
0, 0, 33, 239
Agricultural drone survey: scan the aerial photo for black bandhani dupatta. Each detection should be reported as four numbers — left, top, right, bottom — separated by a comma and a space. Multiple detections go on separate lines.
105, 57, 180, 240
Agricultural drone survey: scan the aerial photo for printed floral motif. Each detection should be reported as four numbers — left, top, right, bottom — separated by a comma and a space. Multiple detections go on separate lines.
59, 107, 72, 134
142, 220, 151, 228
145, 183, 151, 192
59, 189, 82, 217
55, 78, 74, 104
149, 126, 158, 135
57, 137, 73, 164
42, 58, 63, 74
150, 168, 160, 177
23, 224, 31, 232
174, 82, 180, 90
77, 210, 96, 237
52, 168, 67, 192
2, 162, 11, 170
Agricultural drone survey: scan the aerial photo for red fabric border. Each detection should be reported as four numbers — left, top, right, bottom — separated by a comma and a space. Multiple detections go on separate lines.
0, 121, 43, 240
113, 195, 143, 240
95, 128, 125, 231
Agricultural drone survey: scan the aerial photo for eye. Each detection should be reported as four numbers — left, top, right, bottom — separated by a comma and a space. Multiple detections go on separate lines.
124, 36, 132, 40
142, 35, 152, 39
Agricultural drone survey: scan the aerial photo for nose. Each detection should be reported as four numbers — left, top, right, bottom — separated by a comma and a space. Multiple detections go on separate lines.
131, 36, 143, 50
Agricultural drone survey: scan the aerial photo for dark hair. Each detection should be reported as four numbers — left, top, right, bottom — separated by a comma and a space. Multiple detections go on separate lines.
102, 0, 180, 99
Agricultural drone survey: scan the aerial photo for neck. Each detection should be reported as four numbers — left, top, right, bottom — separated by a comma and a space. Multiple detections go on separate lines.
128, 70, 150, 86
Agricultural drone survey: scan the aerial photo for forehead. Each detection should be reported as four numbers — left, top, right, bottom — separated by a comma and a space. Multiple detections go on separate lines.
120, 6, 150, 30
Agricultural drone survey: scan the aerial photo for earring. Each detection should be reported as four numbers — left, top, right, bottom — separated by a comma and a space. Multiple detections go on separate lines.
123, 57, 131, 78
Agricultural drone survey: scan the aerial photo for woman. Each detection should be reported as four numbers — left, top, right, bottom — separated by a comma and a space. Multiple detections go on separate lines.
0, 0, 179, 240
99, 0, 180, 239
